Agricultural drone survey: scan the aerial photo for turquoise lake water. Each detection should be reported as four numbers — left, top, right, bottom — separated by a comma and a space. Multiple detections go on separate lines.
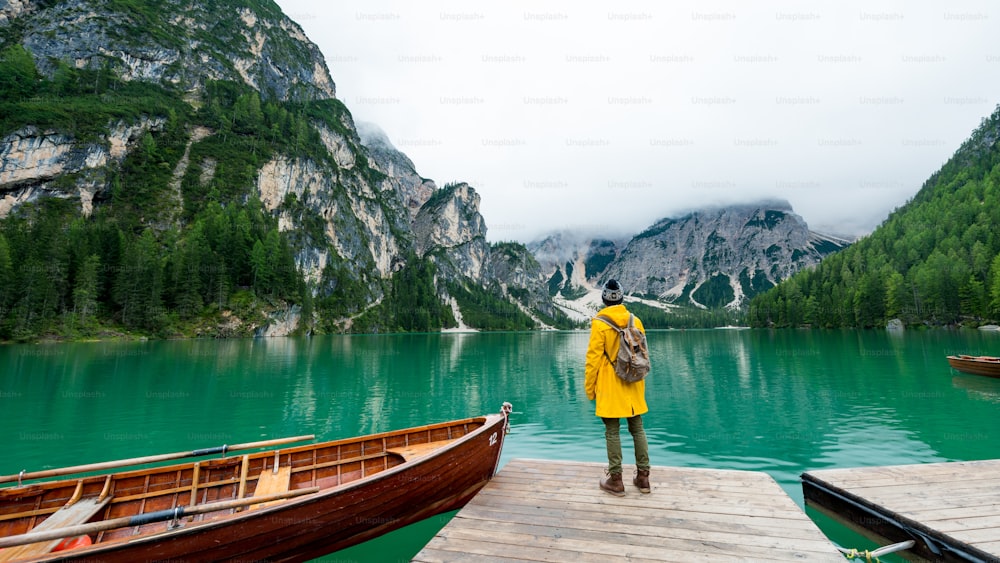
2, 328, 999, 561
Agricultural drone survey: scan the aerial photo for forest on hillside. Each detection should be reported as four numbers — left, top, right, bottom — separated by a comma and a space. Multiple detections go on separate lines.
0, 46, 466, 340
749, 106, 1000, 329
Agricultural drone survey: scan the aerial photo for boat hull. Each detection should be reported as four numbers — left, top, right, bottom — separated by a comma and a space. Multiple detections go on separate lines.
947, 355, 1000, 378
2, 413, 508, 563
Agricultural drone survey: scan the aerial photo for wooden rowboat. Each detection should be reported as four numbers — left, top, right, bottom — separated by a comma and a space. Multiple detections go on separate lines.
0, 403, 512, 562
947, 355, 1000, 378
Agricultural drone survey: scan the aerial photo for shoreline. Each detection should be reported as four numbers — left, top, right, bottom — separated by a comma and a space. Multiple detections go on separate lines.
4, 322, 999, 347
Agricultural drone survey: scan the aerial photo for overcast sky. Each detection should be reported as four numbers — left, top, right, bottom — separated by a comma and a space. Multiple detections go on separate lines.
273, 0, 1000, 243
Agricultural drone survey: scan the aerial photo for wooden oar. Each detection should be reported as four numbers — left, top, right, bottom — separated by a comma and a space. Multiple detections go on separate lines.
0, 435, 315, 485
0, 486, 320, 549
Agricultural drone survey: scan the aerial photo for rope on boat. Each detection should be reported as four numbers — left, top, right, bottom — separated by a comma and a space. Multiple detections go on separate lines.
805, 478, 992, 562
804, 479, 952, 559
837, 540, 915, 562
501, 402, 513, 434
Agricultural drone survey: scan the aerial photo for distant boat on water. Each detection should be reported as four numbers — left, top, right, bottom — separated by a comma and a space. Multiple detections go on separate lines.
947, 355, 1000, 378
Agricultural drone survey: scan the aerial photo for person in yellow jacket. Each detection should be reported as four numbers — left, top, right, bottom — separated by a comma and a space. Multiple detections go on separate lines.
585, 279, 651, 496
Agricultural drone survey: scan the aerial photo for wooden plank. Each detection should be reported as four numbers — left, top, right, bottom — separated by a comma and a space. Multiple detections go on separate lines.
839, 490, 1000, 511
472, 486, 809, 520
446, 505, 841, 554
416, 459, 842, 562
414, 540, 675, 563
974, 540, 1000, 553
490, 470, 794, 499
188, 462, 201, 507
803, 460, 1000, 562
487, 474, 807, 509
909, 503, 1000, 522
435, 524, 818, 562
463, 495, 824, 543
236, 455, 250, 501
812, 473, 1000, 492
804, 460, 1000, 485
413, 546, 544, 563
0, 497, 110, 562
249, 465, 291, 511
456, 502, 826, 541
386, 439, 455, 461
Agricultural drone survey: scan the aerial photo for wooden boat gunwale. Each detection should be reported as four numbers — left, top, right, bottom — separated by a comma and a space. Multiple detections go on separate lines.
0, 409, 509, 562
2, 414, 488, 492
81, 413, 504, 552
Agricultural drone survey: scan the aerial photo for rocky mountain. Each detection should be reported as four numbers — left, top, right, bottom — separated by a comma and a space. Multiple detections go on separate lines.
7, 0, 336, 102
607, 202, 849, 308
356, 122, 434, 220
532, 202, 849, 316
354, 128, 564, 327
0, 0, 569, 338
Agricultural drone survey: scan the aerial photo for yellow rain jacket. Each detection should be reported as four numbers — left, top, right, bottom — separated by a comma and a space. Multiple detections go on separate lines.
585, 304, 649, 418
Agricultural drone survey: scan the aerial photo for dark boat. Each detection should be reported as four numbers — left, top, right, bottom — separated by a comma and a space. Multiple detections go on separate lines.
0, 403, 512, 562
947, 355, 1000, 378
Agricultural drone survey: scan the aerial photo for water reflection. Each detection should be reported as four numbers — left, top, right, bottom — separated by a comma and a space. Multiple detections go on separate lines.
3, 329, 999, 491
951, 373, 1000, 404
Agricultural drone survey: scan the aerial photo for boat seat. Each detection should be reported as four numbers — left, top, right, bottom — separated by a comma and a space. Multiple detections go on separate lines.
0, 496, 110, 562
385, 439, 456, 461
248, 465, 291, 511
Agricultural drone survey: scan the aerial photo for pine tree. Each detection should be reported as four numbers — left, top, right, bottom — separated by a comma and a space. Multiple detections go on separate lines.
0, 45, 39, 98
960, 275, 987, 319
884, 271, 907, 320
0, 234, 11, 309
250, 239, 270, 295
172, 231, 205, 318
990, 254, 1000, 314
73, 254, 100, 331
115, 230, 163, 329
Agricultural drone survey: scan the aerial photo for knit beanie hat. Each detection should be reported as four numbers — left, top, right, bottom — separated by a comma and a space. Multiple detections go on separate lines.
602, 279, 624, 306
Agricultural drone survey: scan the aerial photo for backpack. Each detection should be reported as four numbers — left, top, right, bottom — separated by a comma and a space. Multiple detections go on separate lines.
594, 313, 650, 383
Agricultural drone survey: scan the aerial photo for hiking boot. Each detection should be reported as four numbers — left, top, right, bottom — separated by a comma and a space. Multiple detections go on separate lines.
633, 469, 651, 494
600, 471, 626, 497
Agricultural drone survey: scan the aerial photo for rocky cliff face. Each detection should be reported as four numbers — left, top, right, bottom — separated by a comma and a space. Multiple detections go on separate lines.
0, 0, 532, 333
0, 0, 33, 26
412, 182, 489, 282
604, 201, 849, 308
357, 122, 435, 220
13, 0, 335, 101
0, 119, 165, 214
0, 0, 335, 221
486, 242, 563, 324
530, 233, 624, 290
529, 202, 849, 314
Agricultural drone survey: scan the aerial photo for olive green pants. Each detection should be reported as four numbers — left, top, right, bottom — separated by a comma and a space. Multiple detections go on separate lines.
603, 415, 650, 475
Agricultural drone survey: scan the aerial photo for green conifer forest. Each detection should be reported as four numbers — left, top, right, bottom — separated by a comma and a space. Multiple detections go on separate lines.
750, 106, 1000, 329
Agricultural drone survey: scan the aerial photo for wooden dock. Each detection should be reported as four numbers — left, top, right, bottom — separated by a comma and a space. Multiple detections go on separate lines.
414, 458, 844, 562
803, 459, 1000, 562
